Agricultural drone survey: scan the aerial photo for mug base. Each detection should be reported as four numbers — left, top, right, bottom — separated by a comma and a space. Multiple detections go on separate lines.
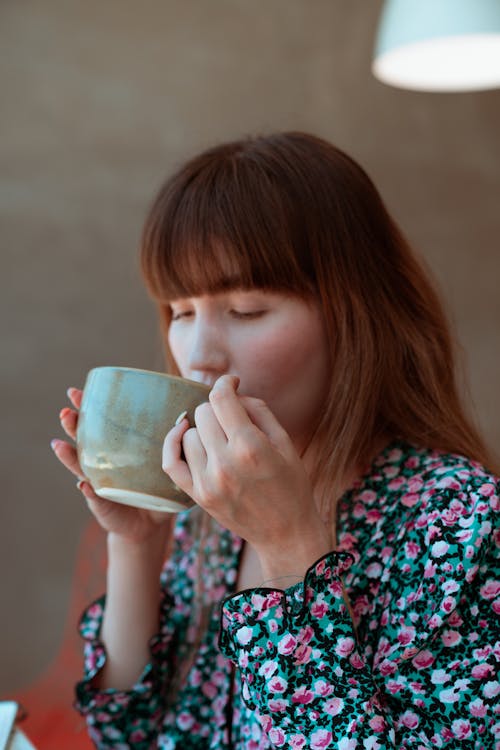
96, 487, 192, 513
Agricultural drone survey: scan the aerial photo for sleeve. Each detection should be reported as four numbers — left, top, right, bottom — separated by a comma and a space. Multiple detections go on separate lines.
219, 551, 398, 749
73, 511, 199, 750
370, 474, 500, 749
218, 476, 500, 749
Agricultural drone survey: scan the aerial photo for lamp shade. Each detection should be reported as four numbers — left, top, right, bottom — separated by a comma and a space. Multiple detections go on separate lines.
373, 0, 500, 91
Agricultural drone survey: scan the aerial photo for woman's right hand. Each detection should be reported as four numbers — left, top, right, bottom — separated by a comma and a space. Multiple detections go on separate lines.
51, 387, 174, 545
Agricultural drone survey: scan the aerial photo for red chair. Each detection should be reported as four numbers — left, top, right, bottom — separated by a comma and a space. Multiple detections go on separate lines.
5, 519, 106, 749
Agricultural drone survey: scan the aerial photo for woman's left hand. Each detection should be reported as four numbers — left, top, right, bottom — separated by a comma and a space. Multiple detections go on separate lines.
162, 374, 331, 576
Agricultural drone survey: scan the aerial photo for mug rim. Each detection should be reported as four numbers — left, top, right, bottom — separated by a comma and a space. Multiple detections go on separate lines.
87, 366, 211, 391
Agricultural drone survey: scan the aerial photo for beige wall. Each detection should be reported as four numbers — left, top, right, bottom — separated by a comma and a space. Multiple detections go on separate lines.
1, 0, 499, 694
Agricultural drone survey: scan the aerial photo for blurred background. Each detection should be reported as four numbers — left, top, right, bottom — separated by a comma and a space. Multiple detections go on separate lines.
1, 0, 499, 744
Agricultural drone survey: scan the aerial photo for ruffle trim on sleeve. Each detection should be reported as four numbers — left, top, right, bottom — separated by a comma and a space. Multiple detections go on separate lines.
218, 550, 356, 662
74, 589, 176, 717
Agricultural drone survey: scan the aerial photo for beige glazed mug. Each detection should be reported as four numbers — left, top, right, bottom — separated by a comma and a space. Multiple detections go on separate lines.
76, 366, 210, 512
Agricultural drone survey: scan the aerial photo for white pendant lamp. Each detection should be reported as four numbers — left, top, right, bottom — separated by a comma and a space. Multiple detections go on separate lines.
373, 0, 500, 92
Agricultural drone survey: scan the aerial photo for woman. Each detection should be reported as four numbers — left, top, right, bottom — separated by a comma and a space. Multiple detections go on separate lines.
52, 132, 500, 749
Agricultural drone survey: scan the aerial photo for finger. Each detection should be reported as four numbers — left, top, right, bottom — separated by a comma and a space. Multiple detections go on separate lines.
162, 419, 193, 494
59, 407, 78, 441
193, 401, 228, 454
238, 396, 294, 454
182, 426, 208, 477
67, 387, 83, 410
208, 374, 251, 438
51, 439, 85, 479
76, 479, 103, 504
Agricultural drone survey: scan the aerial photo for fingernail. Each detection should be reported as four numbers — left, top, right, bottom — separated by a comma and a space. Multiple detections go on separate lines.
59, 408, 72, 420
67, 388, 74, 398
76, 479, 85, 491
50, 439, 60, 451
175, 410, 188, 426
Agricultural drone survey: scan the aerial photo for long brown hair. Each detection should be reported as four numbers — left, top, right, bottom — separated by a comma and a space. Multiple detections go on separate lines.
139, 131, 497, 697
141, 131, 496, 493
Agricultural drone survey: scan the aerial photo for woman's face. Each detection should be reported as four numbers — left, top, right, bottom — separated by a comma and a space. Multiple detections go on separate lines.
167, 289, 330, 453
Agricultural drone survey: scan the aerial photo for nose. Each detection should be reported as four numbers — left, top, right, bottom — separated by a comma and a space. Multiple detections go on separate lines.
186, 319, 229, 386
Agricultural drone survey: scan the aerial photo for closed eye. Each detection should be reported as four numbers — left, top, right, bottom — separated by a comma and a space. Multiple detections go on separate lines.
230, 310, 266, 320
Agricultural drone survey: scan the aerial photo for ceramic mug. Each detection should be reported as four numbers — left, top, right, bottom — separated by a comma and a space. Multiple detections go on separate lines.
76, 366, 210, 512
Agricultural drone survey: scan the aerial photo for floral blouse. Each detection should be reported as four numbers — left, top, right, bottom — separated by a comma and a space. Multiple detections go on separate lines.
75, 441, 500, 749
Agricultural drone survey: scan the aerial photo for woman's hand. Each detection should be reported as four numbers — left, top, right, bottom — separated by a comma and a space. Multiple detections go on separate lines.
162, 375, 331, 578
51, 388, 173, 545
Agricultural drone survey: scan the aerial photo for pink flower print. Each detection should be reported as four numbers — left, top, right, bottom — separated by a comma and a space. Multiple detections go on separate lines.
236, 626, 254, 645
360, 489, 377, 503
129, 730, 147, 743
424, 561, 437, 578
353, 595, 370, 616
452, 719, 471, 739
298, 625, 314, 644
483, 680, 500, 698
479, 579, 500, 599
335, 636, 355, 658
277, 634, 297, 655
412, 650, 435, 670
366, 509, 383, 523
328, 579, 343, 597
431, 540, 449, 557
401, 492, 419, 508
338, 738, 358, 750
469, 698, 487, 717
405, 456, 420, 469
441, 630, 461, 647
258, 660, 278, 679
294, 644, 312, 664
292, 686, 315, 704
473, 645, 492, 660
176, 712, 195, 730
386, 679, 405, 694
313, 679, 334, 697
378, 659, 398, 676
471, 663, 494, 679
492, 599, 500, 615
269, 676, 288, 693
441, 596, 456, 614
311, 598, 329, 618
447, 610, 463, 626
442, 579, 459, 595
408, 477, 423, 492
201, 681, 217, 699
478, 482, 495, 496
290, 735, 307, 750
397, 626, 416, 645
431, 669, 450, 685
369, 715, 386, 732
258, 714, 273, 732
268, 728, 286, 747
404, 541, 420, 559
311, 729, 333, 749
400, 710, 420, 729
268, 698, 288, 712
366, 562, 382, 578
324, 696, 344, 716
350, 652, 365, 669
388, 477, 405, 490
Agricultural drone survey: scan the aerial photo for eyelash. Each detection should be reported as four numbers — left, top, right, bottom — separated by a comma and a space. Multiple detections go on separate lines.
170, 310, 265, 322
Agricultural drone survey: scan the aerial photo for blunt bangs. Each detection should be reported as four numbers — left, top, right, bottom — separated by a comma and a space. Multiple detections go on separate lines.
140, 144, 315, 303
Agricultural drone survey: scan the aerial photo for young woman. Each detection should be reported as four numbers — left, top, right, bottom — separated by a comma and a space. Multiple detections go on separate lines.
52, 132, 500, 749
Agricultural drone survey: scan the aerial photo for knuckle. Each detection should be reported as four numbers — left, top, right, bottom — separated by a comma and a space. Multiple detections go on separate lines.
194, 401, 210, 423
209, 387, 226, 405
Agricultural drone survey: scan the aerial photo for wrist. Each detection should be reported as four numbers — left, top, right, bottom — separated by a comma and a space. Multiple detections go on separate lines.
256, 523, 331, 583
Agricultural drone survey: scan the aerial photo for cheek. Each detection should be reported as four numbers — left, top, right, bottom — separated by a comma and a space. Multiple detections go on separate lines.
239, 321, 329, 412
